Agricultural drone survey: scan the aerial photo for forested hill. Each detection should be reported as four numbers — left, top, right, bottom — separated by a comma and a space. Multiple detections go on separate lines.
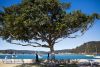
72, 41, 100, 54
0, 49, 47, 54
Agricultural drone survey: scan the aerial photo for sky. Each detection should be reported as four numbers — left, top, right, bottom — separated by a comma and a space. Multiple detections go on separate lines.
0, 0, 100, 51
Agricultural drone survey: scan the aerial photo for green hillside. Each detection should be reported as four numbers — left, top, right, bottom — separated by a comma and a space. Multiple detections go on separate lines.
72, 41, 100, 54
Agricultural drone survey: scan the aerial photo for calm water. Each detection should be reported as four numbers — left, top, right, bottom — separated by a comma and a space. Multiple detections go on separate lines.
0, 54, 99, 59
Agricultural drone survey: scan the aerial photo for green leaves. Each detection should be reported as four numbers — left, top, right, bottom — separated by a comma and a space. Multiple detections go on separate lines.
0, 0, 99, 49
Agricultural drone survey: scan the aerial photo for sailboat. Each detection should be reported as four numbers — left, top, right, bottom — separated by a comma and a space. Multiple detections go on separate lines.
38, 54, 42, 59
12, 52, 16, 59
35, 51, 43, 59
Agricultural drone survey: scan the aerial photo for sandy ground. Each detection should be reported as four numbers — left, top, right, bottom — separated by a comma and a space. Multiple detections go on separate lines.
0, 63, 39, 67
0, 59, 38, 67
0, 63, 20, 67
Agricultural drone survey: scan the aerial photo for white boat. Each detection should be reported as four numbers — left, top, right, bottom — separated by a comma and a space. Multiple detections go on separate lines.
38, 55, 42, 59
12, 53, 16, 59
5, 56, 7, 59
94, 56, 100, 58
85, 55, 94, 57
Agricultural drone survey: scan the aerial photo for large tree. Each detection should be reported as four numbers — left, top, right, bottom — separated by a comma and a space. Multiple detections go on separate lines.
0, 0, 100, 53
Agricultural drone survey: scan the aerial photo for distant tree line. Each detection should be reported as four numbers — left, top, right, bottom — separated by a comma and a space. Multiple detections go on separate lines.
71, 41, 100, 54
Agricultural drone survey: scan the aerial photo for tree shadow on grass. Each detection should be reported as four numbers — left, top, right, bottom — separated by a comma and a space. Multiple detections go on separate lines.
14, 63, 78, 67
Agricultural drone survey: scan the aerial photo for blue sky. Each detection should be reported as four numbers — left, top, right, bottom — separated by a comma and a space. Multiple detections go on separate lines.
0, 0, 100, 51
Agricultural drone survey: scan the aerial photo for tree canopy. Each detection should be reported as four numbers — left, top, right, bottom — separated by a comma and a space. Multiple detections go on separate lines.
0, 0, 100, 52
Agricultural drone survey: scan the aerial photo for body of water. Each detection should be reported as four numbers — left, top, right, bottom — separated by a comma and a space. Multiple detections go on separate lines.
0, 54, 99, 59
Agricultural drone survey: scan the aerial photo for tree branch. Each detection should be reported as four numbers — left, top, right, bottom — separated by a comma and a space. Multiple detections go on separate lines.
28, 42, 42, 46
10, 42, 49, 48
67, 33, 84, 38
28, 41, 49, 48
55, 39, 63, 43
37, 32, 49, 42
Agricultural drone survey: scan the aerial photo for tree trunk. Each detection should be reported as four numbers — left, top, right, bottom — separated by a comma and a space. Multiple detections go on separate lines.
50, 46, 54, 53
50, 46, 55, 60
